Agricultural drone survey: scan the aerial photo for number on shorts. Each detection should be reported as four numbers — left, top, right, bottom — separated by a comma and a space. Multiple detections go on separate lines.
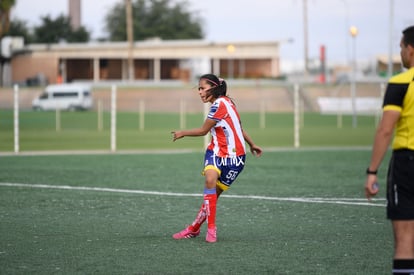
226, 170, 239, 181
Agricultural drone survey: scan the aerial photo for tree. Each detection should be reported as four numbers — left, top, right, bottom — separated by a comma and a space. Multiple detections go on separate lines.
69, 27, 89, 42
7, 18, 32, 43
33, 14, 90, 43
104, 0, 204, 41
0, 0, 16, 38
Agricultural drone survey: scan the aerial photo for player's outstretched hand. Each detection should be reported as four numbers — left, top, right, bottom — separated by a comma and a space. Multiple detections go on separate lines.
171, 131, 184, 142
250, 145, 263, 157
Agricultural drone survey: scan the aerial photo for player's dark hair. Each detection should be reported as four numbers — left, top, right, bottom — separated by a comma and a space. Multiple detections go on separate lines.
402, 25, 414, 48
200, 74, 227, 98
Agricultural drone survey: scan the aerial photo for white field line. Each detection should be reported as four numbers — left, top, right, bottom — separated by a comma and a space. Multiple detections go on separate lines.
0, 182, 386, 207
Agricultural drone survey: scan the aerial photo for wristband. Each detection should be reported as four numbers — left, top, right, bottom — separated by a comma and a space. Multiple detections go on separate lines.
366, 168, 377, 175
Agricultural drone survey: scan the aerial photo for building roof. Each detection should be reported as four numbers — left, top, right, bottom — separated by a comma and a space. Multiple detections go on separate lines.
376, 54, 402, 64
17, 39, 280, 59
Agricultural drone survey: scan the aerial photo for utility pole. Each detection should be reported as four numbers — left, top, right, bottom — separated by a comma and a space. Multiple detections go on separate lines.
387, 0, 394, 78
126, 0, 134, 81
303, 0, 309, 76
350, 26, 358, 128
339, 0, 350, 66
68, 0, 81, 30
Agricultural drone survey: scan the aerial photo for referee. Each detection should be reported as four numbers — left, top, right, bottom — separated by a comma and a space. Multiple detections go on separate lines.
365, 25, 414, 275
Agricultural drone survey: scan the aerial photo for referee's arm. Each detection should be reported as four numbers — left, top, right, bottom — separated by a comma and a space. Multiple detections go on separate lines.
369, 110, 400, 172
365, 110, 400, 199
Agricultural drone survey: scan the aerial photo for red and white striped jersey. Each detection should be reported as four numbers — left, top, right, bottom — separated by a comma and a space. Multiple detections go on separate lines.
207, 96, 246, 157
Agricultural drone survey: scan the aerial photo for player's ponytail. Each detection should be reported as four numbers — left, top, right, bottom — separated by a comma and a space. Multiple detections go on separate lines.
216, 78, 227, 97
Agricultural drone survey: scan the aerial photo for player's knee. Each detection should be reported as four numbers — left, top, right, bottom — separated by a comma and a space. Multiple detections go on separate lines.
204, 170, 219, 189
204, 178, 216, 189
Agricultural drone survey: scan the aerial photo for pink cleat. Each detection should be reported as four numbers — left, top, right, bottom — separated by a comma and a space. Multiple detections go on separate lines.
206, 226, 217, 243
172, 227, 200, 240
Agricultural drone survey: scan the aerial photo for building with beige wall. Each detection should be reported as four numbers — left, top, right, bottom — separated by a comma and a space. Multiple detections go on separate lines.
11, 39, 281, 85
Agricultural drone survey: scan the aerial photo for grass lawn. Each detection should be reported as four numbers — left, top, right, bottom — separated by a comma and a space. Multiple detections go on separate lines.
0, 110, 378, 152
0, 149, 392, 274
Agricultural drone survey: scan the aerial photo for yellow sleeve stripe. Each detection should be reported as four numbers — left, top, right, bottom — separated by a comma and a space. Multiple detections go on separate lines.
383, 105, 402, 112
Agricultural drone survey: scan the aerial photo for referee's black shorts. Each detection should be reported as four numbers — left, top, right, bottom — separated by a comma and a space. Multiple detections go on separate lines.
387, 149, 414, 220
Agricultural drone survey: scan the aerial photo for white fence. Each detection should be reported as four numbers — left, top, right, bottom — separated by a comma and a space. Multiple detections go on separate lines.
317, 97, 383, 115
8, 82, 386, 153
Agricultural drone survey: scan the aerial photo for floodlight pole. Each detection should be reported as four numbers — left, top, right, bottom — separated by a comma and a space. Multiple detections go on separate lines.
126, 0, 134, 81
339, 0, 350, 66
387, 0, 394, 78
303, 0, 309, 76
350, 26, 358, 128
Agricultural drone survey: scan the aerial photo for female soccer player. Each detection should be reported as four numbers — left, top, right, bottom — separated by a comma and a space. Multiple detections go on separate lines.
171, 73, 263, 243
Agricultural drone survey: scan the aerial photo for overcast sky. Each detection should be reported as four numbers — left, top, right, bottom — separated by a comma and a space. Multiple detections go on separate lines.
11, 0, 414, 66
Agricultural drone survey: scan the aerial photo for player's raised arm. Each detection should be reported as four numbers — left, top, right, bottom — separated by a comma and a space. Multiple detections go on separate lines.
171, 118, 216, 141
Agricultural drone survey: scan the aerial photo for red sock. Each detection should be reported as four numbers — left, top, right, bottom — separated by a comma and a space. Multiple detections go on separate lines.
203, 188, 217, 229
189, 204, 207, 232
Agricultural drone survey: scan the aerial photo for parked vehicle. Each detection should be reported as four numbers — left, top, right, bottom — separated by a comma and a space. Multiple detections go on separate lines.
32, 84, 92, 111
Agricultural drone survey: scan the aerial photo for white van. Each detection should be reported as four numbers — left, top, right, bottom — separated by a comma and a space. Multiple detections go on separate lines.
32, 84, 93, 111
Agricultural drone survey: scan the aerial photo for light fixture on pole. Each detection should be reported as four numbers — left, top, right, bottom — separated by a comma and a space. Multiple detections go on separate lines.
349, 26, 358, 128
226, 44, 235, 79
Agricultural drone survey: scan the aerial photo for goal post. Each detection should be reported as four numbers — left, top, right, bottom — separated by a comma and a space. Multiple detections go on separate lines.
13, 84, 19, 154
293, 84, 300, 148
110, 85, 117, 152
